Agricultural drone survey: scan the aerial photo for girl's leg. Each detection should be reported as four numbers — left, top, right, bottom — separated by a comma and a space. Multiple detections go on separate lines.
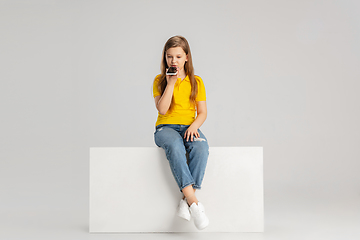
182, 185, 198, 206
182, 189, 196, 199
183, 128, 209, 191
154, 125, 195, 192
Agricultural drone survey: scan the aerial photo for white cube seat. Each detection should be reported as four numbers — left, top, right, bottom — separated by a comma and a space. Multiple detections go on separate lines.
89, 147, 263, 232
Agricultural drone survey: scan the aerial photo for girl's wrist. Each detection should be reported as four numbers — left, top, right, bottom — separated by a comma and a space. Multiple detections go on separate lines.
166, 81, 176, 87
190, 121, 201, 130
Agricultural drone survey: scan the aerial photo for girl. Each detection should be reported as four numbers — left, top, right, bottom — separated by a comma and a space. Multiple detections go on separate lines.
153, 35, 209, 230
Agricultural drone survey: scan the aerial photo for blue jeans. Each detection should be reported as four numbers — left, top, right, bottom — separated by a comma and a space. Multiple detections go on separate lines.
154, 124, 209, 192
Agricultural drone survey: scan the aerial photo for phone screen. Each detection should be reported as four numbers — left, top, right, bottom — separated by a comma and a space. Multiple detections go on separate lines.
166, 67, 177, 75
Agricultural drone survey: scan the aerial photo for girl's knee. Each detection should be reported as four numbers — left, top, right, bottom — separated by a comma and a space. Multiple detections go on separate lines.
191, 142, 209, 155
155, 128, 183, 148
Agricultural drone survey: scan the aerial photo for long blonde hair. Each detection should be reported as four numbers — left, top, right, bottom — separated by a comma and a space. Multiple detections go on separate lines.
157, 35, 198, 113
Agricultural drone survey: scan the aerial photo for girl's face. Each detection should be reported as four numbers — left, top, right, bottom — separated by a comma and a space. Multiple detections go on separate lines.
165, 47, 188, 72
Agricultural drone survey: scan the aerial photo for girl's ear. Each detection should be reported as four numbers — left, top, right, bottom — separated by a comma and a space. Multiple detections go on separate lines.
186, 54, 188, 62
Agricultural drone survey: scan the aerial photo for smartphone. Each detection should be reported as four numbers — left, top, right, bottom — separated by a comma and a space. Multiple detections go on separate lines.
166, 67, 177, 75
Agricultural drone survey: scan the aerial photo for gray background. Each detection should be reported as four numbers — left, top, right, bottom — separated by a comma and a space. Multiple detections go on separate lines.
1, 0, 359, 239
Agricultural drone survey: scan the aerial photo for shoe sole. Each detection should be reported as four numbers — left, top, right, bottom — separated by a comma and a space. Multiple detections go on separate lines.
177, 211, 191, 221
196, 218, 209, 230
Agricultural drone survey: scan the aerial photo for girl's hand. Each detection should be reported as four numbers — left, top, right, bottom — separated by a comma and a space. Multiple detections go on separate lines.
184, 125, 200, 142
166, 67, 180, 85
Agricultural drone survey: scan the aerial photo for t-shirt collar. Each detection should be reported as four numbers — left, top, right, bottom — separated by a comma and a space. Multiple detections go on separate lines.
177, 75, 190, 83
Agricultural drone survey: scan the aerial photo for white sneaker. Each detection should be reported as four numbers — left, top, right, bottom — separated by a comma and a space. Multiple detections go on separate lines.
176, 198, 191, 221
189, 202, 209, 230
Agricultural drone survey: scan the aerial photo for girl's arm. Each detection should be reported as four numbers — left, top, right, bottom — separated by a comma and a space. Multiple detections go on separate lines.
154, 69, 179, 115
184, 101, 207, 141
154, 81, 176, 115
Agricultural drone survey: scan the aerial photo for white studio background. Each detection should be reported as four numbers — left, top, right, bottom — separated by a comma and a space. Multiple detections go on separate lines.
1, 0, 359, 228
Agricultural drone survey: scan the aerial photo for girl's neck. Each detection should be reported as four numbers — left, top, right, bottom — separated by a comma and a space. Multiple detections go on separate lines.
179, 70, 187, 80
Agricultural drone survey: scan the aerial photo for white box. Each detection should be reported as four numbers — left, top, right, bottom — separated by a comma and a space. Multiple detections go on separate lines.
89, 147, 263, 232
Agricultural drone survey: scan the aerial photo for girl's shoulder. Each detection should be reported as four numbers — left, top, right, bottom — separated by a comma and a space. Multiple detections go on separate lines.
154, 74, 162, 80
153, 74, 162, 84
194, 75, 203, 83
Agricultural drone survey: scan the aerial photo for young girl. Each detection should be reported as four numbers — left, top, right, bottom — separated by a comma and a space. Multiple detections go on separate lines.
153, 35, 209, 230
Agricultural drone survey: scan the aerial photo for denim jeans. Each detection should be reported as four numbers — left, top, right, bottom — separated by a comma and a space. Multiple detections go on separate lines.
154, 124, 209, 192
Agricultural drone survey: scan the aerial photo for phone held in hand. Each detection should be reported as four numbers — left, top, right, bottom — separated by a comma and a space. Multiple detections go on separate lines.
166, 67, 177, 75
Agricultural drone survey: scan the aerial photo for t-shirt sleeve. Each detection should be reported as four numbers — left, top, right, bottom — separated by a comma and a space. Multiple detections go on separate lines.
153, 75, 161, 98
195, 76, 206, 102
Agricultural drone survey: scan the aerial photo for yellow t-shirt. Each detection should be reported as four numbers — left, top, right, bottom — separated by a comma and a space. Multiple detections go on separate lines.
153, 74, 206, 127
